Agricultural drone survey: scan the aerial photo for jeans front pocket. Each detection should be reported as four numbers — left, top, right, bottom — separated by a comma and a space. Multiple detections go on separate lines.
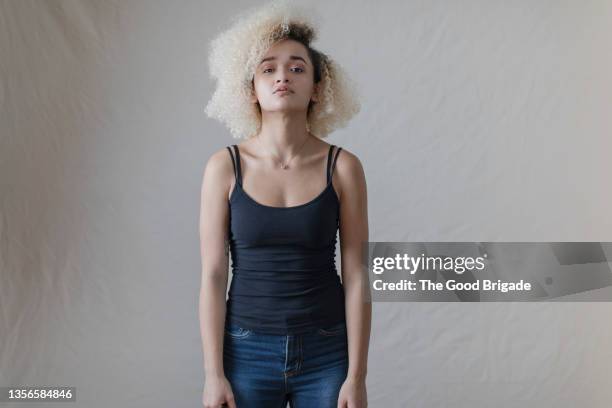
316, 321, 346, 337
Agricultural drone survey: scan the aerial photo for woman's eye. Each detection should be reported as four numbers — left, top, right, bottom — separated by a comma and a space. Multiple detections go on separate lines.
262, 67, 304, 74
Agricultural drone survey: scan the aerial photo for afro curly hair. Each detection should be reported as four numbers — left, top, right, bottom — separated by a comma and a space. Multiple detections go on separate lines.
204, 0, 361, 139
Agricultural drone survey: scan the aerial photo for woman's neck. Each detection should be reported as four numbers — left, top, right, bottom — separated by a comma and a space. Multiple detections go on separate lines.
256, 112, 312, 154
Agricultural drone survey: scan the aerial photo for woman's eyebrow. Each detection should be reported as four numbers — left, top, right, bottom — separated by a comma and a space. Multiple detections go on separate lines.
259, 55, 308, 65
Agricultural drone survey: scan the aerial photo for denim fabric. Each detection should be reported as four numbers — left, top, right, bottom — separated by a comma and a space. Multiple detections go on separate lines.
222, 320, 349, 408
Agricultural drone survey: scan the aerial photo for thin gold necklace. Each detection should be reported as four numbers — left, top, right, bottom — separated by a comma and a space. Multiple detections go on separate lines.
259, 134, 311, 170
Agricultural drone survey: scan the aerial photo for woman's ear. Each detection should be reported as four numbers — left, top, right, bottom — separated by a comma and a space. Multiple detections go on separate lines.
250, 88, 259, 104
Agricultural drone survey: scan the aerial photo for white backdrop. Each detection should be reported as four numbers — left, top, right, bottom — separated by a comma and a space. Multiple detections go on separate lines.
1, 1, 611, 407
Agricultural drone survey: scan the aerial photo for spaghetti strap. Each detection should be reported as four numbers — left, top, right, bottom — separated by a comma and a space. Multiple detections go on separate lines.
226, 146, 237, 181
234, 145, 242, 185
326, 145, 335, 184
232, 145, 243, 186
226, 145, 243, 186
328, 146, 342, 183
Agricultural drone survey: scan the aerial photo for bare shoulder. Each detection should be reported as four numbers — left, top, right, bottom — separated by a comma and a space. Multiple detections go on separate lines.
333, 147, 367, 201
206, 146, 234, 171
201, 147, 235, 199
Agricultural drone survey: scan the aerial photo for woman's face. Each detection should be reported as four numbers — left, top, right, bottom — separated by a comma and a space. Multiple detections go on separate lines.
251, 39, 318, 114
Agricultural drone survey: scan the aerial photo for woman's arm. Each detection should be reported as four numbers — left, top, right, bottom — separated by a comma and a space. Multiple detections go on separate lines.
336, 149, 371, 382
199, 149, 233, 379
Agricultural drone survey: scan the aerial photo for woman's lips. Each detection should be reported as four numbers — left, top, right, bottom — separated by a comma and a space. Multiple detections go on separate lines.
275, 90, 292, 95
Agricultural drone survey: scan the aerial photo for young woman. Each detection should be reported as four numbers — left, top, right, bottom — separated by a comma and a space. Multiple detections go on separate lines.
199, 3, 370, 407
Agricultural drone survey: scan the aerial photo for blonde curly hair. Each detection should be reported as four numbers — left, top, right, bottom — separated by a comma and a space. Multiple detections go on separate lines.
204, 0, 361, 139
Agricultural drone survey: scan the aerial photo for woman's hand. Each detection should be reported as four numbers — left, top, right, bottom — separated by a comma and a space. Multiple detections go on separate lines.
202, 374, 236, 408
337, 376, 368, 408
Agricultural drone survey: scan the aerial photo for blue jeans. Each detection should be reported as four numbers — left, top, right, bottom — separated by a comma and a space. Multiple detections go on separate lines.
223, 320, 349, 408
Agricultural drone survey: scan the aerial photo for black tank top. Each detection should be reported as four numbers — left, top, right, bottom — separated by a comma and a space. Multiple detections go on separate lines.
225, 144, 346, 335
